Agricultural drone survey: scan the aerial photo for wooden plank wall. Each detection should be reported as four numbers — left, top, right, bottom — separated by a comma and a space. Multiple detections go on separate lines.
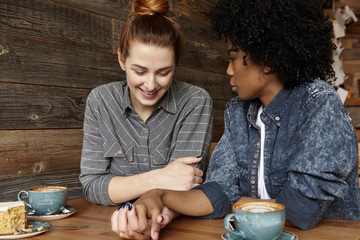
2, 0, 359, 202
336, 1, 360, 139
0, 0, 233, 201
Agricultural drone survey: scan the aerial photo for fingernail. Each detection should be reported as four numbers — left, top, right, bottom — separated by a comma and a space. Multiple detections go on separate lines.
123, 202, 129, 208
160, 216, 164, 222
197, 156, 202, 158
117, 205, 122, 211
128, 203, 133, 211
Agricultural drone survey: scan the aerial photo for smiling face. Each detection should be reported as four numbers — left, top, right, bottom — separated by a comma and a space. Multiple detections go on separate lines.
226, 37, 284, 107
118, 43, 175, 117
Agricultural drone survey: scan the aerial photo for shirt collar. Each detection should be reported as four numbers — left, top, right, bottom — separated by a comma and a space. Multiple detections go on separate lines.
158, 81, 177, 114
248, 87, 291, 127
264, 87, 291, 125
122, 85, 133, 114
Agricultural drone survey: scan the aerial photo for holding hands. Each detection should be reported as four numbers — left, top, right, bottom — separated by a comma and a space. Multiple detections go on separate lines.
111, 190, 173, 240
111, 156, 206, 239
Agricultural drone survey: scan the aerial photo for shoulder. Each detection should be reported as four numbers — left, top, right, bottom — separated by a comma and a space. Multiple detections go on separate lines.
90, 81, 126, 96
302, 80, 336, 96
173, 81, 211, 100
296, 80, 337, 99
290, 80, 352, 124
88, 81, 126, 100
292, 80, 340, 108
171, 81, 212, 108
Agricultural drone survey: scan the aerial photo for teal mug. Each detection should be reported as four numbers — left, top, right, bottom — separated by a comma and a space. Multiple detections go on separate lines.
18, 186, 68, 215
224, 202, 286, 240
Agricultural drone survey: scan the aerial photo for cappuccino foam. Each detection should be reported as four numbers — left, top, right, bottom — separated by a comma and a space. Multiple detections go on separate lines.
40, 189, 60, 192
240, 205, 276, 213
234, 202, 284, 213
31, 186, 67, 192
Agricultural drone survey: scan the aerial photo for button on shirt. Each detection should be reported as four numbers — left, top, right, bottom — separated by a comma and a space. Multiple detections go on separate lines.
195, 80, 360, 230
80, 80, 213, 206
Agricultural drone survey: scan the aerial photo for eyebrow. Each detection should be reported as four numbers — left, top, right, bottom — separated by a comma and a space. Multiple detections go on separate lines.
131, 64, 173, 71
228, 46, 240, 55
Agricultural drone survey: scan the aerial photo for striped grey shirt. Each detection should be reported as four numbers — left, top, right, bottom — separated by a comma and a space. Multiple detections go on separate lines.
80, 80, 213, 206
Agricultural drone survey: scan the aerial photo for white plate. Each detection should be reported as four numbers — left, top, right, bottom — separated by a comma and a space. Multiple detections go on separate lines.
0, 220, 51, 239
26, 205, 77, 221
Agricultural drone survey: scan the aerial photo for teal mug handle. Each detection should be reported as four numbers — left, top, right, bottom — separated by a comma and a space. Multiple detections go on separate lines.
224, 213, 245, 237
18, 190, 32, 208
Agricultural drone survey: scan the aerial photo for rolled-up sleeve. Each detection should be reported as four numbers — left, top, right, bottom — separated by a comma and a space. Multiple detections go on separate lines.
277, 183, 330, 230
192, 181, 231, 219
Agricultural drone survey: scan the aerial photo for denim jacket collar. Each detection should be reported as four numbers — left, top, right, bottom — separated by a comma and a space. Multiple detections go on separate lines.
247, 87, 292, 127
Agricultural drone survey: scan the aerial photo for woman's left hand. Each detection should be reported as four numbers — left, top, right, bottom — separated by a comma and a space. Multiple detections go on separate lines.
111, 202, 151, 239
111, 189, 175, 240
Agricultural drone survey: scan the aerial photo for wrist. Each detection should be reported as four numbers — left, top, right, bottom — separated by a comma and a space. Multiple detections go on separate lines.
148, 168, 162, 189
147, 188, 165, 199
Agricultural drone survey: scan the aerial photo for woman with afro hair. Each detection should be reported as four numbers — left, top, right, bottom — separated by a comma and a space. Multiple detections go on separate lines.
111, 0, 360, 238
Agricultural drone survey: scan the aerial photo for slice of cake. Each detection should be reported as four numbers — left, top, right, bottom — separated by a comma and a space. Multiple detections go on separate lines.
0, 201, 26, 235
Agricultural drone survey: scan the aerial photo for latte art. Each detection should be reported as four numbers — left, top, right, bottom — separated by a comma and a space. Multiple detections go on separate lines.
40, 189, 61, 192
233, 202, 284, 213
226, 202, 285, 240
240, 205, 276, 213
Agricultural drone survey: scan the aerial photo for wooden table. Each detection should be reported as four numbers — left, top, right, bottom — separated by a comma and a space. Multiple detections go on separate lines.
24, 198, 360, 240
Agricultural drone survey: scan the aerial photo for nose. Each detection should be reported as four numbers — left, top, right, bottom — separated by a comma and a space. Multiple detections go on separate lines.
226, 62, 235, 86
226, 62, 233, 76
144, 74, 156, 91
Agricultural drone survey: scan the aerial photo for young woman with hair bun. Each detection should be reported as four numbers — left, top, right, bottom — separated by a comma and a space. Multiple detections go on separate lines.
79, 0, 213, 210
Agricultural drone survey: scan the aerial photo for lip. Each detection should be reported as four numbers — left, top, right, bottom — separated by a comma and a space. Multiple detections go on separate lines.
139, 88, 159, 98
230, 85, 237, 92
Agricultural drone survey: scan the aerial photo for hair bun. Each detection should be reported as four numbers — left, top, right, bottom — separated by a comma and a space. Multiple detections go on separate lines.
131, 0, 169, 16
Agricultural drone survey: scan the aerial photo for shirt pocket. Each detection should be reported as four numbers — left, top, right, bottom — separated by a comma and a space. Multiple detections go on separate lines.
150, 147, 170, 169
103, 142, 138, 175
111, 147, 140, 174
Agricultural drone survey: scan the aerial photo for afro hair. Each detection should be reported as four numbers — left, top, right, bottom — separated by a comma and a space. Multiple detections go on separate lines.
211, 0, 336, 88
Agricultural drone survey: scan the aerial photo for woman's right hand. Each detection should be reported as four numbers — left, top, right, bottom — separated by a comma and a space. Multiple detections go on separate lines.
153, 156, 204, 190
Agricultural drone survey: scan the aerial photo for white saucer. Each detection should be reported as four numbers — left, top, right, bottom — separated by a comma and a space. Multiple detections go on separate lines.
26, 205, 77, 221
221, 231, 298, 240
0, 220, 51, 239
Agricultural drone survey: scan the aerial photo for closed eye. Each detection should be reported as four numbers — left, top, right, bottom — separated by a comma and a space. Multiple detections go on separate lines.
134, 70, 145, 75
158, 71, 170, 76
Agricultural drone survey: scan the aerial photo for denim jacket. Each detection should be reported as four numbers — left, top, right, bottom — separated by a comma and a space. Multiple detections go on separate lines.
195, 80, 360, 230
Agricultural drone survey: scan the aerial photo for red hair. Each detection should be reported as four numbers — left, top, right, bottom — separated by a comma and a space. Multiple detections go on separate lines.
119, 0, 183, 65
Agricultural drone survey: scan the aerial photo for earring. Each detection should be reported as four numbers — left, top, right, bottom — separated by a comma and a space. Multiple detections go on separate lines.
263, 66, 271, 74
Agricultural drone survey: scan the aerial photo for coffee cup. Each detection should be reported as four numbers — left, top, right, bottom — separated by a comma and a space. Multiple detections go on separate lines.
224, 202, 285, 240
17, 186, 68, 215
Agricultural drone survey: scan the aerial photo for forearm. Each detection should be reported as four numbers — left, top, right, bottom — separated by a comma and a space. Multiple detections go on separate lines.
108, 169, 164, 203
160, 189, 214, 216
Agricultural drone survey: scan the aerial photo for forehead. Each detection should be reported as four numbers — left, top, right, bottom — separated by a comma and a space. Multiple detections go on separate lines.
226, 37, 240, 54
126, 43, 175, 67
